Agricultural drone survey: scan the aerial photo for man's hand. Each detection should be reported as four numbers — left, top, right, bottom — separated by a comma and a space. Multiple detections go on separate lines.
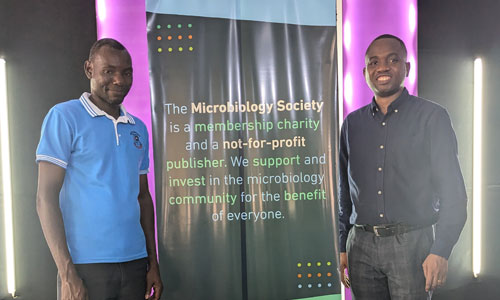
338, 252, 350, 288
60, 274, 88, 300
145, 263, 163, 300
422, 253, 448, 291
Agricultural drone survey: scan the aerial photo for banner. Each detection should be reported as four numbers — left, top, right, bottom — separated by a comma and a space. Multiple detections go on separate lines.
146, 1, 339, 299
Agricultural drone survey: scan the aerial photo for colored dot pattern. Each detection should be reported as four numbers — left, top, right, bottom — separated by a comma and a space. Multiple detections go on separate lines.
296, 260, 335, 290
155, 22, 195, 53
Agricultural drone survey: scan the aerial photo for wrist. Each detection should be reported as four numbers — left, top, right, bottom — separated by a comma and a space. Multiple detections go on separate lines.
59, 266, 80, 283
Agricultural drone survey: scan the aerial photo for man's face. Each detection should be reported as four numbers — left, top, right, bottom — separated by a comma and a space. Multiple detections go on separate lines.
84, 45, 133, 107
363, 38, 410, 98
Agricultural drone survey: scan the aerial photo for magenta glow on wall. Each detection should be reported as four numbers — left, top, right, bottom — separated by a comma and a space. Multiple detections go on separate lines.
343, 0, 418, 118
95, 0, 155, 201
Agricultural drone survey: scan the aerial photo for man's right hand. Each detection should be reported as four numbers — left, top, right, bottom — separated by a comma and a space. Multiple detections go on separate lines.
339, 252, 350, 288
60, 274, 88, 300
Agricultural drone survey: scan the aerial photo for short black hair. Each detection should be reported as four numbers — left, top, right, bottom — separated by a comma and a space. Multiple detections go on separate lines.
88, 38, 127, 61
366, 34, 407, 57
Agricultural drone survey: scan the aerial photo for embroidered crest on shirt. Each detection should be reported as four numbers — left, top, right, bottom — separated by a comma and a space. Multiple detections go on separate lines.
130, 131, 143, 149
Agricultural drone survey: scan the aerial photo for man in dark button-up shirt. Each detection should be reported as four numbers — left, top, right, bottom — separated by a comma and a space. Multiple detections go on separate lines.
338, 34, 467, 300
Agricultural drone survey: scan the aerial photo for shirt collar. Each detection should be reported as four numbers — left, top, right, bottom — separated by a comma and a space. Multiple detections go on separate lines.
79, 92, 135, 124
370, 88, 410, 116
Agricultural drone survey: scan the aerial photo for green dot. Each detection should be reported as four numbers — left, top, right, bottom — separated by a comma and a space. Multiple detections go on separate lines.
178, 47, 183, 52
307, 262, 311, 267
317, 262, 322, 267
327, 261, 332, 266
167, 24, 172, 29
297, 263, 302, 268
177, 24, 182, 28
157, 48, 163, 53
188, 46, 194, 51
188, 23, 193, 28
156, 24, 161, 29
168, 48, 173, 52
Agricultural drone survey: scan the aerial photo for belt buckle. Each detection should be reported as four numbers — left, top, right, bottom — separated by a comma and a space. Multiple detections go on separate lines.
373, 225, 383, 237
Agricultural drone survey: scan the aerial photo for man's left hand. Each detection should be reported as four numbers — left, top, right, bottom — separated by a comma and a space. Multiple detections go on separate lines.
145, 263, 163, 300
422, 253, 448, 292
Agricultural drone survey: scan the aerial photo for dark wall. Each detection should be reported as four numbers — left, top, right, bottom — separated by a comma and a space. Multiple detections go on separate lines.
419, 1, 500, 299
0, 1, 96, 299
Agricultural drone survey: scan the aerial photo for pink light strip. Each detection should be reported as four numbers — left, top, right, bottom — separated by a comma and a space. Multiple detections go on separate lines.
342, 0, 418, 118
95, 0, 155, 202
341, 1, 417, 299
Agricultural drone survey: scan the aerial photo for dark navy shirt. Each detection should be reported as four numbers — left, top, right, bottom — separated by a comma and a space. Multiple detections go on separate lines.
338, 88, 467, 259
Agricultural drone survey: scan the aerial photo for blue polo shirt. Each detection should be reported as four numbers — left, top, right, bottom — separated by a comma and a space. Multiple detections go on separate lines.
36, 93, 149, 264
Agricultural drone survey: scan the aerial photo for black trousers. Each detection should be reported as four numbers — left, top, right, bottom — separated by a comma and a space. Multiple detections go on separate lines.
57, 258, 148, 300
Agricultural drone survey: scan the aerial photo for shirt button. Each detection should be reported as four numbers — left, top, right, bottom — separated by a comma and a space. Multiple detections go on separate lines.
378, 167, 382, 171
395, 109, 399, 113
382, 122, 386, 126
380, 145, 384, 149
377, 190, 382, 195
379, 213, 384, 218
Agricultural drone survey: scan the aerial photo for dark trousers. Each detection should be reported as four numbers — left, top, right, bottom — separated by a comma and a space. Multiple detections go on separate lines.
57, 258, 148, 300
347, 226, 433, 300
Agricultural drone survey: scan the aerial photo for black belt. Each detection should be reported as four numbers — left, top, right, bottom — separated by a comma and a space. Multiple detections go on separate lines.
354, 223, 429, 237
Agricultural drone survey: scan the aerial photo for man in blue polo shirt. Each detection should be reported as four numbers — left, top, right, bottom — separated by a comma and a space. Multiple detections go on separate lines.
36, 38, 163, 300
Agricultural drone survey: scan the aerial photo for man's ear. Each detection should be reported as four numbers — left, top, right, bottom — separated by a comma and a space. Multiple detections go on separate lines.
405, 61, 410, 77
84, 60, 92, 79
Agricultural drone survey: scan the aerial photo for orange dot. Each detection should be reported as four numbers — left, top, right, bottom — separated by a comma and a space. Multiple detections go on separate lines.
188, 34, 193, 39
167, 35, 172, 40
157, 36, 162, 41
297, 274, 302, 278
307, 273, 312, 278
327, 272, 332, 277
178, 35, 183, 40
317, 273, 322, 277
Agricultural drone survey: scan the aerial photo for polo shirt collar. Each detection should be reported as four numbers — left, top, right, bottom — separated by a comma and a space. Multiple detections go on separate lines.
79, 92, 135, 124
370, 88, 410, 116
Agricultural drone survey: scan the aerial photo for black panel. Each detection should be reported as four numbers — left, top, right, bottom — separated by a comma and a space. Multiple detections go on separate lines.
419, 1, 500, 299
0, 1, 96, 299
